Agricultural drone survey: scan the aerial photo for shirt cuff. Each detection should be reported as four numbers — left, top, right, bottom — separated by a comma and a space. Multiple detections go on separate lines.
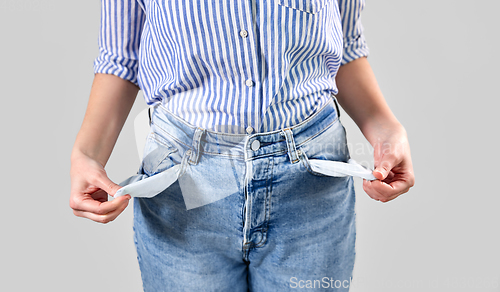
93, 51, 140, 87
341, 36, 370, 66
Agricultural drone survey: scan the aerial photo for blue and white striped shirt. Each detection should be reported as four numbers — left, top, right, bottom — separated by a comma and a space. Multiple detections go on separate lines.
94, 0, 369, 133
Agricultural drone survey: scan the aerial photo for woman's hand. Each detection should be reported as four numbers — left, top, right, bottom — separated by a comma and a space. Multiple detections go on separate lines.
362, 123, 415, 202
334, 57, 415, 202
69, 73, 138, 223
70, 151, 131, 223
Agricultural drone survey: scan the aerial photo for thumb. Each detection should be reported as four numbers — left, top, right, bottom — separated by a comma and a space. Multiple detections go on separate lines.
373, 155, 397, 180
93, 172, 122, 197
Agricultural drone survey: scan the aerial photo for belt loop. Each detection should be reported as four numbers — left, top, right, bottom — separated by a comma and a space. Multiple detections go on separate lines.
189, 127, 205, 165
331, 93, 341, 119
282, 128, 300, 164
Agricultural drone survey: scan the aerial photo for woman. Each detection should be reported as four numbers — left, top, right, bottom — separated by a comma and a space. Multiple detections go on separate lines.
70, 0, 415, 290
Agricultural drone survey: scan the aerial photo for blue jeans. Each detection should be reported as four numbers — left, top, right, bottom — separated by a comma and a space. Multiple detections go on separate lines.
132, 97, 357, 291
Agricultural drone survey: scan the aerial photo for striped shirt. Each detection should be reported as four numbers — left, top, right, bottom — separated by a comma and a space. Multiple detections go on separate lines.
93, 0, 369, 134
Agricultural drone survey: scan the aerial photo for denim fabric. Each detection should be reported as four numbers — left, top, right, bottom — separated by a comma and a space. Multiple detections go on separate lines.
115, 100, 374, 209
132, 97, 360, 291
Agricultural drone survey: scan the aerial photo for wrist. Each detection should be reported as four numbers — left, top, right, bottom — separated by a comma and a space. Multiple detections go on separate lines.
359, 114, 407, 146
71, 146, 106, 168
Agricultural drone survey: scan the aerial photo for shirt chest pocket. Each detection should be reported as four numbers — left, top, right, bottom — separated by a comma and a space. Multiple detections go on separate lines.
277, 0, 331, 14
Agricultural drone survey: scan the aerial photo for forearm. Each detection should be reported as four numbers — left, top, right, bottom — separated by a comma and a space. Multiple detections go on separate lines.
71, 73, 139, 167
335, 57, 405, 144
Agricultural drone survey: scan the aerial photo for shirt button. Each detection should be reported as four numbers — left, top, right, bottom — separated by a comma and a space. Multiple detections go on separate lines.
239, 30, 248, 38
251, 140, 261, 151
245, 79, 254, 87
246, 126, 254, 134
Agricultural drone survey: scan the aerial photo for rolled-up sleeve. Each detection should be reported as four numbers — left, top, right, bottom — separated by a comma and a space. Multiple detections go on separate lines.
93, 0, 145, 87
338, 0, 370, 65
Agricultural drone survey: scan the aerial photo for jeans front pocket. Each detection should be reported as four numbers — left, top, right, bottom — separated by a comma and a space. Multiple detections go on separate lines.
115, 132, 184, 199
297, 118, 349, 177
277, 0, 330, 14
297, 119, 376, 180
141, 131, 178, 177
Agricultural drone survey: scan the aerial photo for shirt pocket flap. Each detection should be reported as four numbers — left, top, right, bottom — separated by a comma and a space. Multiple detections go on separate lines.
278, 0, 331, 14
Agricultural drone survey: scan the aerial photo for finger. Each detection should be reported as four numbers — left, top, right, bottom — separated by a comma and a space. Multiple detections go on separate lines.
90, 172, 122, 197
73, 198, 130, 224
378, 189, 407, 203
75, 199, 129, 224
383, 171, 396, 183
373, 154, 399, 180
364, 179, 410, 200
385, 191, 406, 202
363, 179, 386, 201
90, 189, 109, 202
70, 193, 131, 214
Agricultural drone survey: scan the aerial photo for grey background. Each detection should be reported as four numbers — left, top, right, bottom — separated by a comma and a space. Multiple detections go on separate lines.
1, 0, 498, 291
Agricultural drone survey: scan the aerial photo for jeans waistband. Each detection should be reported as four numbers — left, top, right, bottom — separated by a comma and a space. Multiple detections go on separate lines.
150, 96, 341, 163
114, 95, 375, 207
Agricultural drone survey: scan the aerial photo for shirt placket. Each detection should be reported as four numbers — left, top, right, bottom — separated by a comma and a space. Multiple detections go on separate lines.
238, 1, 262, 134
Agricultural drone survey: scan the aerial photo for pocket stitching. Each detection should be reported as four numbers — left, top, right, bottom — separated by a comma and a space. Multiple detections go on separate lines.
151, 132, 177, 151
152, 121, 192, 149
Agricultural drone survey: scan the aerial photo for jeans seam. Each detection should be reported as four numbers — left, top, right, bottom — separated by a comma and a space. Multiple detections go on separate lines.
151, 120, 192, 149
294, 115, 339, 149
200, 151, 245, 159
247, 149, 288, 160
255, 157, 273, 248
151, 133, 178, 152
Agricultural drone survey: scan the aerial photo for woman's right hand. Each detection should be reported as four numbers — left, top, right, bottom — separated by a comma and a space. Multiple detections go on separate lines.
69, 151, 131, 224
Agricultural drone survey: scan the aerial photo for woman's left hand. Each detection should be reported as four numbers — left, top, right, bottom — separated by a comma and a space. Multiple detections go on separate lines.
363, 124, 415, 202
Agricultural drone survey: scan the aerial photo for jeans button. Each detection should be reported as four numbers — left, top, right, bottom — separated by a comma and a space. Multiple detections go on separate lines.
250, 140, 261, 151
